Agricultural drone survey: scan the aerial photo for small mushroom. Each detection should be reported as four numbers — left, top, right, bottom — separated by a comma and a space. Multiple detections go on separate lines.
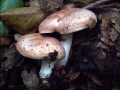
38, 8, 97, 68
16, 33, 65, 78
14, 33, 22, 41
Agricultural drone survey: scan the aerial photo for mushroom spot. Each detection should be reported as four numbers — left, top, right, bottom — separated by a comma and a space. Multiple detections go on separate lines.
46, 43, 49, 46
60, 52, 62, 55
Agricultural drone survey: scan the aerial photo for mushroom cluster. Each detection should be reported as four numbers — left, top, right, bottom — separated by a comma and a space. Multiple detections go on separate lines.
16, 8, 97, 79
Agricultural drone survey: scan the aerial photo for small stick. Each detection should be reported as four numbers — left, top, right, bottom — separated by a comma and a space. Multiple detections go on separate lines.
96, 3, 120, 9
83, 0, 111, 9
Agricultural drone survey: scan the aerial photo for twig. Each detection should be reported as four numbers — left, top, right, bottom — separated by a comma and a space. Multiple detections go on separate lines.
96, 3, 120, 9
83, 0, 111, 9
112, 24, 120, 33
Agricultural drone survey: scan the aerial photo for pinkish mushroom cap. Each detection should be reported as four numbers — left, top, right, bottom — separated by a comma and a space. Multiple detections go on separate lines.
16, 33, 65, 60
38, 8, 97, 34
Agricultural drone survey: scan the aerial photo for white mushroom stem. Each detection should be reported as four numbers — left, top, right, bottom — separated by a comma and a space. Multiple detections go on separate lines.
39, 34, 73, 78
55, 33, 73, 67
39, 58, 54, 79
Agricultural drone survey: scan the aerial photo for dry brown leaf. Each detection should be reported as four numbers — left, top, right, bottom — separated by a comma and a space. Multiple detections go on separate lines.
100, 19, 110, 39
83, 72, 103, 86
39, 0, 64, 10
66, 68, 80, 81
100, 19, 115, 46
96, 41, 108, 50
0, 37, 11, 46
0, 6, 45, 34
1, 46, 22, 71
110, 29, 118, 42
70, 71, 80, 81
98, 8, 120, 47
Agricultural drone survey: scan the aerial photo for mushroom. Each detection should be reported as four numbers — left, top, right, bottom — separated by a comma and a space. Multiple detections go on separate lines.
38, 8, 97, 68
16, 33, 65, 78
14, 33, 22, 41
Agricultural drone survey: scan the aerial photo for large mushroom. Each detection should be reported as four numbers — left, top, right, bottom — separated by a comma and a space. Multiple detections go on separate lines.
38, 8, 97, 68
16, 33, 65, 78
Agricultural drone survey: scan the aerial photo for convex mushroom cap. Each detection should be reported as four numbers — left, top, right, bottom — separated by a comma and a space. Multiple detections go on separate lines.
38, 8, 97, 34
16, 33, 65, 60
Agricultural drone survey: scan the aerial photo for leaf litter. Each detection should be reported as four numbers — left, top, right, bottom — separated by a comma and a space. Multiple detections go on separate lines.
1, 46, 23, 71
1, 0, 120, 90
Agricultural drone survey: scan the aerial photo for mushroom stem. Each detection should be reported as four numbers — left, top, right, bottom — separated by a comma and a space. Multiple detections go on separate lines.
55, 33, 73, 67
39, 57, 54, 79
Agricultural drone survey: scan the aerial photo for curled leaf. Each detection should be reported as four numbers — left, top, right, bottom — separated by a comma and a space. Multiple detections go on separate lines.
0, 6, 45, 34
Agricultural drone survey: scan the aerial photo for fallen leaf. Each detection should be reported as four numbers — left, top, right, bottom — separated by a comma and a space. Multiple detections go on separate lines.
30, 0, 40, 6
0, 37, 11, 46
1, 46, 22, 71
83, 72, 103, 86
21, 68, 39, 88
66, 68, 80, 81
96, 41, 108, 50
100, 19, 115, 46
0, 6, 45, 34
39, 0, 64, 10
0, 0, 23, 37
110, 29, 118, 42
0, 0, 23, 12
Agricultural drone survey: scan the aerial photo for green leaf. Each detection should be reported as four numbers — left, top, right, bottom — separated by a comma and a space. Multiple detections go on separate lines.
0, 0, 23, 37
0, 21, 9, 37
0, 0, 23, 12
